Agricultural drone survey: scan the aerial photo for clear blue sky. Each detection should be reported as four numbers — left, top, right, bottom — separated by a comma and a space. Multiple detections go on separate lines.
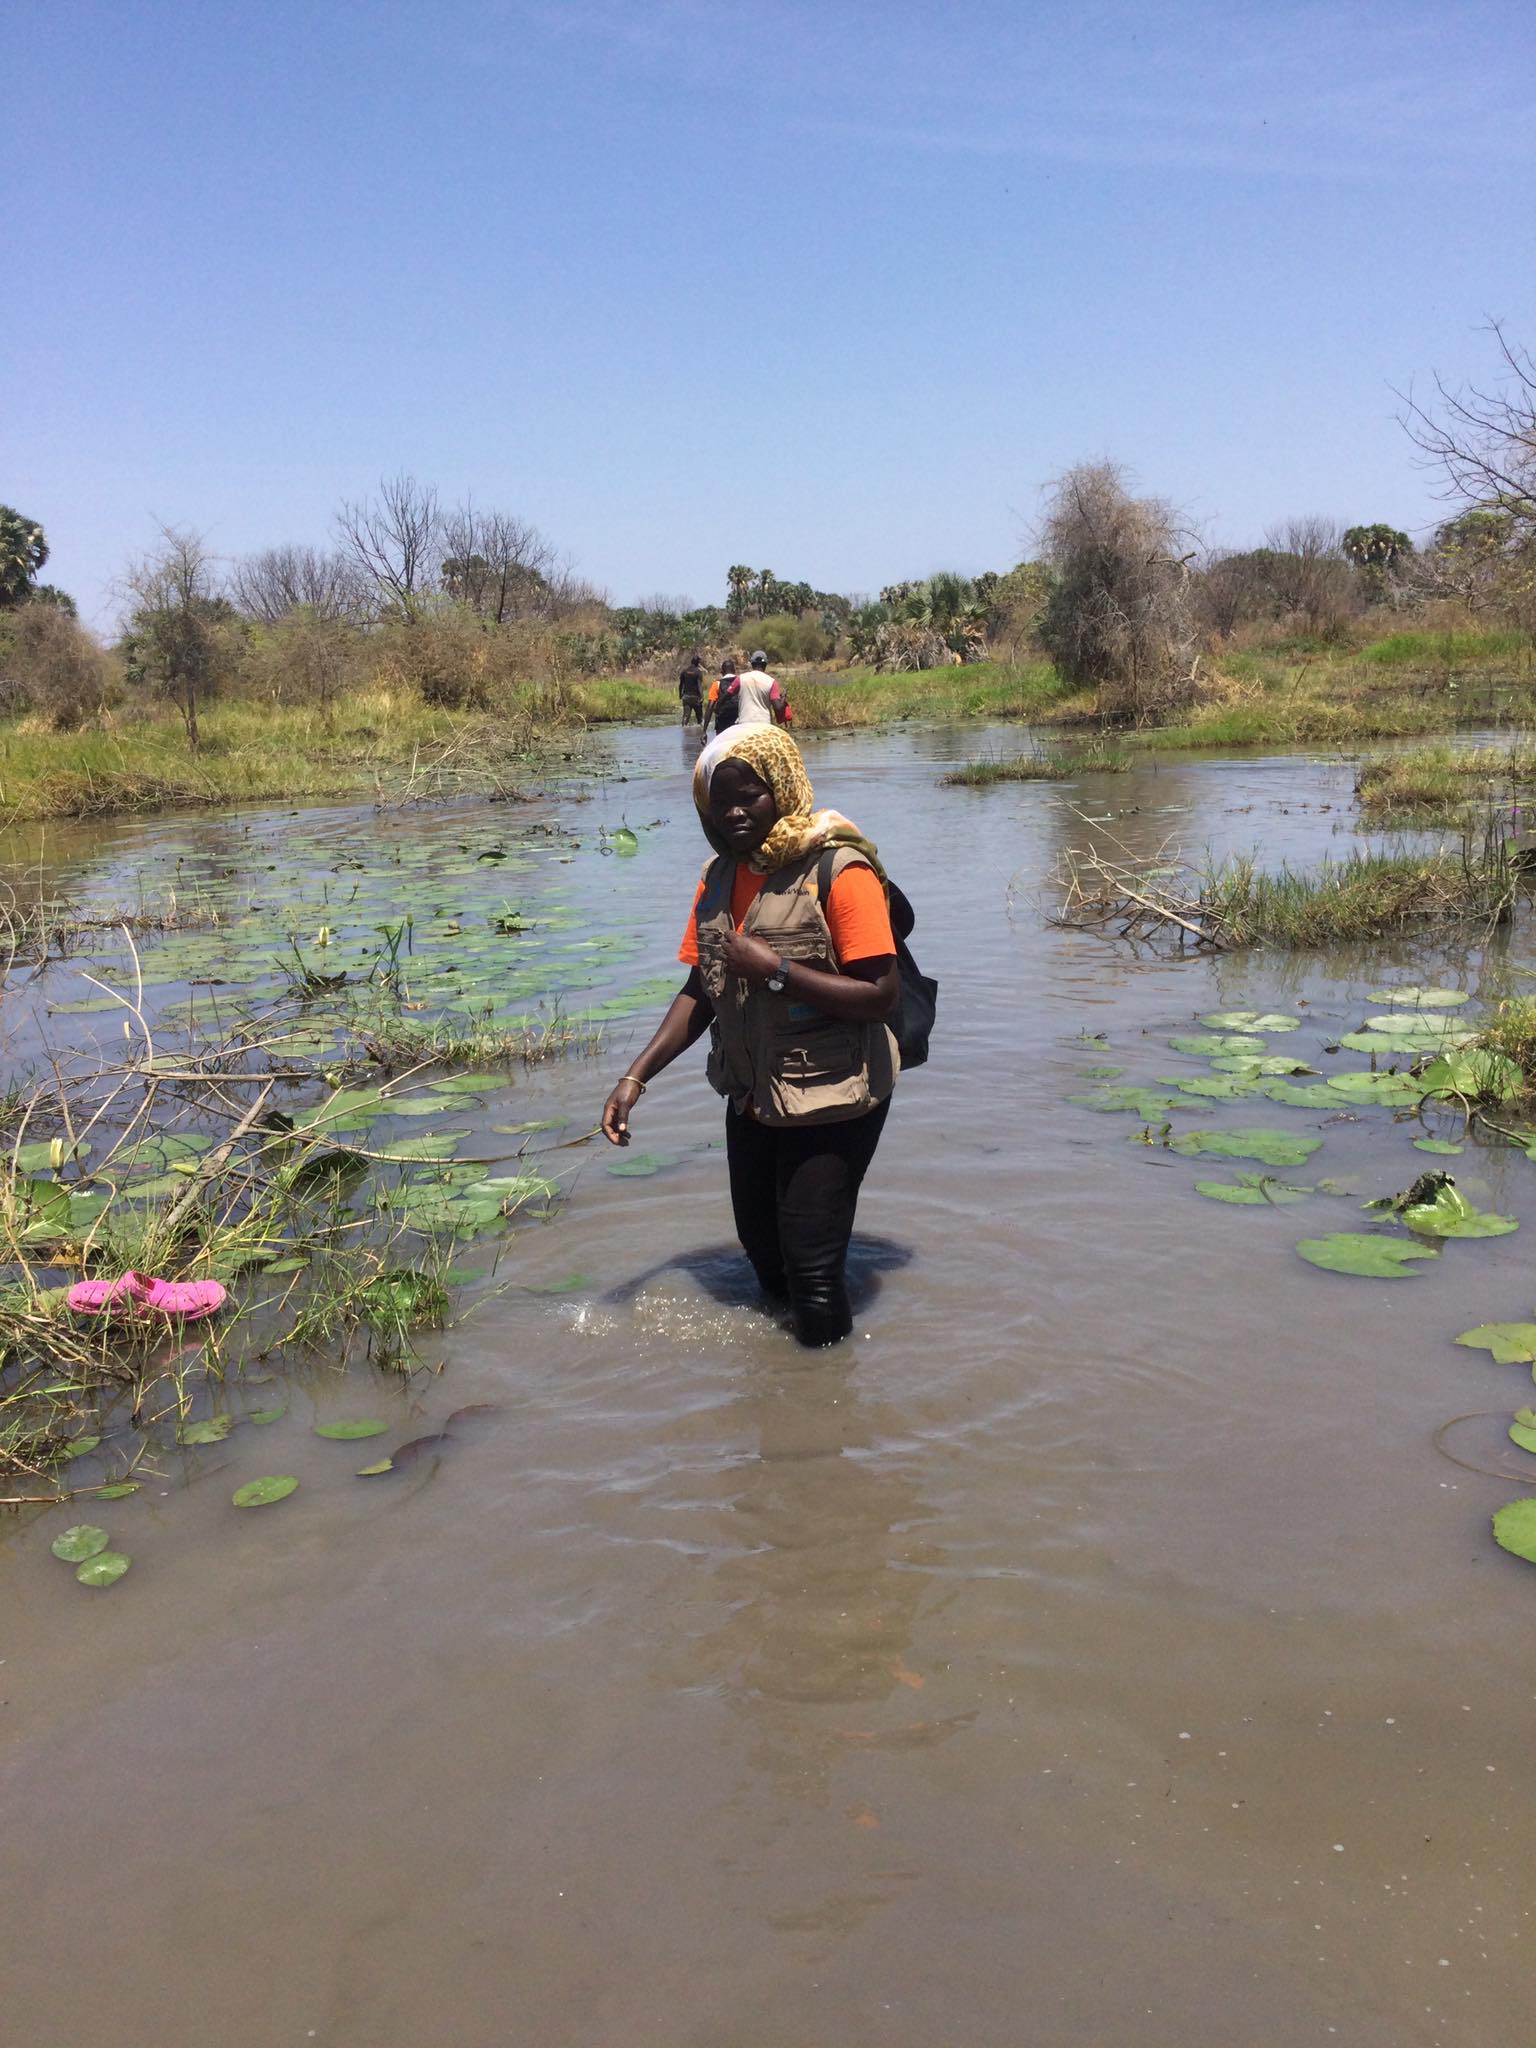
10, 0, 1535, 626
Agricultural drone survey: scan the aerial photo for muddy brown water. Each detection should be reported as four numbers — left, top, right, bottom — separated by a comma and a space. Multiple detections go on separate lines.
2, 726, 1534, 2047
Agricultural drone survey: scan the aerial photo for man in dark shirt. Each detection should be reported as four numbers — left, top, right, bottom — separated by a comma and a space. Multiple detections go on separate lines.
678, 652, 705, 725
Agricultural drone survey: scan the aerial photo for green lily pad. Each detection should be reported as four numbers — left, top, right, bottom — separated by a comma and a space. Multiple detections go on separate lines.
1260, 1079, 1332, 1107
12, 1139, 91, 1172
232, 1475, 299, 1507
1198, 1012, 1300, 1032
493, 1119, 566, 1135
1492, 1496, 1536, 1563
1323, 1070, 1422, 1105
51, 1523, 109, 1562
355, 1458, 395, 1476
1401, 1183, 1518, 1239
60, 1435, 101, 1460
1364, 1013, 1473, 1037
1412, 1138, 1463, 1155
1195, 1174, 1311, 1206
1508, 1418, 1536, 1455
1295, 1233, 1440, 1278
1168, 1034, 1267, 1058
611, 828, 639, 857
76, 1551, 130, 1586
1169, 1127, 1323, 1167
313, 1419, 389, 1440
1454, 1322, 1536, 1364
93, 1482, 141, 1500
607, 1150, 683, 1177
1068, 1088, 1189, 1118
1367, 986, 1469, 1008
1211, 1055, 1316, 1076
1338, 1030, 1451, 1058
248, 1407, 285, 1424
1161, 1074, 1262, 1100
372, 1131, 469, 1162
179, 1415, 233, 1445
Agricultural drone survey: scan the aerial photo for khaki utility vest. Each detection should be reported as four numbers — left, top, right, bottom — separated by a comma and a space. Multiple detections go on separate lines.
695, 846, 899, 1126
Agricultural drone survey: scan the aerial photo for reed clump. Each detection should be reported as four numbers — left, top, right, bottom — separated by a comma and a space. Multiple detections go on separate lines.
943, 744, 1130, 787
1054, 827, 1523, 952
1354, 742, 1536, 817
1475, 995, 1536, 1093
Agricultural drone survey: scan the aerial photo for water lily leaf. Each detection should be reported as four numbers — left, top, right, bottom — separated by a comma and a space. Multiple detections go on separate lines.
51, 1523, 109, 1562
1419, 1050, 1523, 1104
313, 1419, 388, 1440
611, 828, 639, 857
232, 1475, 298, 1507
60, 1435, 101, 1460
1337, 1031, 1436, 1057
1323, 1070, 1422, 1105
76, 1551, 130, 1586
1069, 1088, 1189, 1118
1195, 1174, 1311, 1206
1367, 986, 1469, 1009
607, 1150, 683, 1177
1161, 1074, 1261, 1100
493, 1119, 566, 1135
1211, 1055, 1316, 1076
248, 1407, 285, 1424
93, 1482, 141, 1500
1295, 1232, 1439, 1278
1260, 1079, 1332, 1107
1492, 1496, 1536, 1564
1169, 1126, 1322, 1167
13, 1139, 91, 1172
1412, 1138, 1463, 1155
1454, 1322, 1536, 1364
355, 1458, 395, 1476
1401, 1183, 1518, 1239
373, 1130, 469, 1161
1199, 1011, 1300, 1032
1168, 1034, 1266, 1058
179, 1415, 233, 1445
261, 1256, 310, 1274
1508, 1418, 1536, 1455
1364, 1013, 1474, 1037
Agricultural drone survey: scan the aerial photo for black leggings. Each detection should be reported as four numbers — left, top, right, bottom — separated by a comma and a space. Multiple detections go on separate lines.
725, 1098, 891, 1348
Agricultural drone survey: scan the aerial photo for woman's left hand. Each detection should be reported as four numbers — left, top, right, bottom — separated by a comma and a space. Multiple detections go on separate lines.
723, 930, 782, 983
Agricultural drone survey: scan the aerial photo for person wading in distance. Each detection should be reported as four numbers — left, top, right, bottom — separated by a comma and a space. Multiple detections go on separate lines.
678, 650, 705, 725
700, 655, 738, 735
600, 726, 899, 1346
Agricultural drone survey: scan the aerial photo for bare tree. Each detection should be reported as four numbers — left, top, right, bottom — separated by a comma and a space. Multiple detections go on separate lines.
335, 474, 441, 620
229, 543, 369, 624
1036, 463, 1198, 722
1260, 516, 1358, 635
119, 527, 231, 749
1399, 321, 1536, 533
439, 503, 558, 623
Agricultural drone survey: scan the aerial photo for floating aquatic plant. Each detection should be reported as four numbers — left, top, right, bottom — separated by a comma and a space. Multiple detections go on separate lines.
1295, 1233, 1440, 1278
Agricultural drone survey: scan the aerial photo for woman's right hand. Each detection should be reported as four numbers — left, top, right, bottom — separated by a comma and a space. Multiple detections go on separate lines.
601, 1076, 643, 1146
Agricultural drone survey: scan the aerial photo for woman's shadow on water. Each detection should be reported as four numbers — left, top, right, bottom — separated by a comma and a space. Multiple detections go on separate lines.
601, 1233, 912, 1317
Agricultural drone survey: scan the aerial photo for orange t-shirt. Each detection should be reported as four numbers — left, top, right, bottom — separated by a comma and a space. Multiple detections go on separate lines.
679, 861, 895, 968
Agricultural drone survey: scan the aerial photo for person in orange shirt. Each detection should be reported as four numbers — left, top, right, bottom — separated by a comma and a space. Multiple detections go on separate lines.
601, 727, 898, 1346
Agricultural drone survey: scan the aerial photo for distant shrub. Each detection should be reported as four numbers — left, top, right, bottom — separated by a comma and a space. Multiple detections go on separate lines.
0, 604, 118, 729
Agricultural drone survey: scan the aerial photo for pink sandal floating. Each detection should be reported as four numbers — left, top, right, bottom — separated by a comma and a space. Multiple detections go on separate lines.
66, 1271, 147, 1317
136, 1276, 227, 1322
66, 1272, 227, 1323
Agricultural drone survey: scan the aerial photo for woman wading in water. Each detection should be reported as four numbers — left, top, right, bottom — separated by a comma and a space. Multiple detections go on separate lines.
600, 728, 899, 1346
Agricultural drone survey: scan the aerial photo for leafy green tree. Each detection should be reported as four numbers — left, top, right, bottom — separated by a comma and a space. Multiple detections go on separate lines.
1342, 524, 1413, 569
0, 505, 49, 608
120, 527, 238, 750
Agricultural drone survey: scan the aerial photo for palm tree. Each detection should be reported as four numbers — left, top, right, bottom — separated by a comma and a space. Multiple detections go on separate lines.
726, 564, 754, 623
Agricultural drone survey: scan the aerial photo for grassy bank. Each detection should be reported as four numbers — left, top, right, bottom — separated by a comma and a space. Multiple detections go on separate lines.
1354, 742, 1536, 817
0, 688, 595, 823
1120, 628, 1536, 752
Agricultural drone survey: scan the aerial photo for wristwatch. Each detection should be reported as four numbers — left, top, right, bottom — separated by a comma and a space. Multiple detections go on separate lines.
765, 954, 790, 993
